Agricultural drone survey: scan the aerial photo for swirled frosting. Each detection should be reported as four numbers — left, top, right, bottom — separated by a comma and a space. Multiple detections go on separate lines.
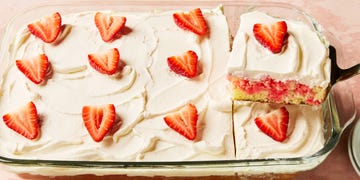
234, 101, 324, 159
227, 11, 331, 88
0, 7, 326, 164
0, 7, 234, 161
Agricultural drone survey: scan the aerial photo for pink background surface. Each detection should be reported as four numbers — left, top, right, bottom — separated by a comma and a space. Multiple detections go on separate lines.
0, 0, 359, 179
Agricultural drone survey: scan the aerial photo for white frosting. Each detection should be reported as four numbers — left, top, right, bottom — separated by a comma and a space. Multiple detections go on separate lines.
227, 11, 331, 88
0, 7, 326, 167
0, 7, 234, 161
233, 101, 324, 159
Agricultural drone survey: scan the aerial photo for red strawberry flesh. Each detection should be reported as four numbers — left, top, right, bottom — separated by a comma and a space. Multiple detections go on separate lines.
254, 106, 289, 142
88, 48, 120, 75
253, 21, 288, 53
167, 50, 198, 78
16, 54, 50, 84
173, 8, 208, 36
2, 101, 39, 140
27, 12, 62, 43
95, 12, 126, 42
82, 104, 116, 142
164, 103, 198, 140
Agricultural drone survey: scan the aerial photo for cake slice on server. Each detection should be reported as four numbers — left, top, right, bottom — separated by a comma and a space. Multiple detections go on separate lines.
227, 11, 331, 105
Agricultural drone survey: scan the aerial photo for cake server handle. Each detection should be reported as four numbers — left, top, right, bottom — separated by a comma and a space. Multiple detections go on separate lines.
328, 85, 358, 136
330, 46, 360, 85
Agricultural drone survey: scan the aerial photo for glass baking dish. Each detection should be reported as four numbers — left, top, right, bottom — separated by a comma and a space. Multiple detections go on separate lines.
0, 0, 358, 178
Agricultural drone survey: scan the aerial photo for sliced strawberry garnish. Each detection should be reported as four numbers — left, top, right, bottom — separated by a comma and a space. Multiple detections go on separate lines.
173, 8, 208, 36
16, 54, 50, 84
164, 103, 198, 140
27, 12, 62, 43
94, 12, 127, 42
2, 101, 40, 140
82, 104, 116, 142
167, 50, 198, 78
253, 21, 288, 53
254, 106, 289, 142
88, 48, 120, 75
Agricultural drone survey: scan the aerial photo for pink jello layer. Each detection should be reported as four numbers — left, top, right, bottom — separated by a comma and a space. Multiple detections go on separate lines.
228, 76, 327, 105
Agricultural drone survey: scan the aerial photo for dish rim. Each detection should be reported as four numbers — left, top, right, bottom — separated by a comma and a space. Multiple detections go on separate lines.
0, 0, 356, 176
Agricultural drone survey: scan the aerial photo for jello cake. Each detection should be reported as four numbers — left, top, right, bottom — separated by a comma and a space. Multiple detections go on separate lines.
227, 11, 331, 105
0, 6, 326, 165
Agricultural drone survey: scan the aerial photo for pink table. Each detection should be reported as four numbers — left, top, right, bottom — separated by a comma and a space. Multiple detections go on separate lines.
0, 0, 359, 179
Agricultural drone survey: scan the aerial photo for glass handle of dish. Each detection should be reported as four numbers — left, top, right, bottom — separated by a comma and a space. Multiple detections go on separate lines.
331, 84, 358, 134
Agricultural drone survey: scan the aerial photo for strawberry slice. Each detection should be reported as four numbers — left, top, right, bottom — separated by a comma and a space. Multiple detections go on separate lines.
164, 103, 198, 140
27, 12, 62, 43
2, 101, 40, 140
16, 54, 50, 84
82, 104, 116, 142
167, 50, 198, 78
253, 21, 288, 53
88, 48, 120, 75
254, 106, 289, 142
173, 8, 208, 36
94, 12, 127, 42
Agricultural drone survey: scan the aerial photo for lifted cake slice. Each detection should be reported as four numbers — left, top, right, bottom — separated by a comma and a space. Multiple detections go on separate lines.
227, 11, 331, 105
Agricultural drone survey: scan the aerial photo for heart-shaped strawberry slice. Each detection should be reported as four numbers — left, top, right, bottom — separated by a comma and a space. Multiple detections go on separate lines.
167, 50, 198, 78
16, 54, 50, 84
254, 106, 289, 142
173, 8, 208, 36
82, 104, 116, 142
164, 103, 198, 140
3, 101, 40, 140
253, 21, 288, 53
94, 12, 126, 42
88, 48, 120, 75
27, 12, 62, 43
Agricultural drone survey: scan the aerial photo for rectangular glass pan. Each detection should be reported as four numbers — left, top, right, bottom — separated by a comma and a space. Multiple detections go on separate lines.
0, 0, 357, 177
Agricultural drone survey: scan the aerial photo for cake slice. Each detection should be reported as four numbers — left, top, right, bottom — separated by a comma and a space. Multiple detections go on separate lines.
227, 11, 331, 105
233, 101, 324, 159
132, 77, 235, 161
132, 6, 234, 161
